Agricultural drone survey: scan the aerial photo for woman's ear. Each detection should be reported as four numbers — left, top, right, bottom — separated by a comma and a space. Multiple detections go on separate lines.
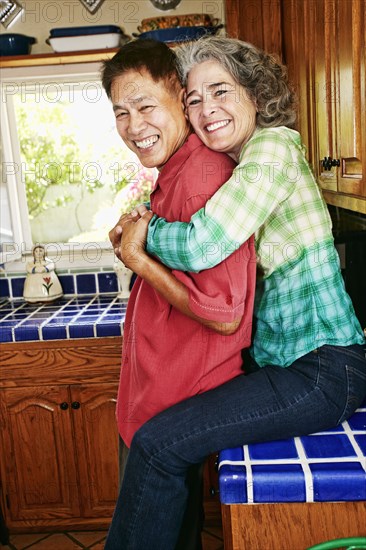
182, 89, 189, 120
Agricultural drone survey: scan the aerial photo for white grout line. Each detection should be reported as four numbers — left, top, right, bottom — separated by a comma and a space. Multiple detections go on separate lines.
293, 436, 314, 502
243, 444, 254, 503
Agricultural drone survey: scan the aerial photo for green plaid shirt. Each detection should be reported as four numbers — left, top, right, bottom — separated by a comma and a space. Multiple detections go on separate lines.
147, 127, 364, 367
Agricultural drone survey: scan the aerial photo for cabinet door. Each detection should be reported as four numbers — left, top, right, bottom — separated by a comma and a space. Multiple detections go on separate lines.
225, 0, 283, 58
316, 0, 365, 199
71, 383, 119, 518
282, 0, 365, 212
336, 0, 365, 199
0, 386, 80, 522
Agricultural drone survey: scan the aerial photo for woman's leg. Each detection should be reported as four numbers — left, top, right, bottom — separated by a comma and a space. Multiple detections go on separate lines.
105, 344, 366, 550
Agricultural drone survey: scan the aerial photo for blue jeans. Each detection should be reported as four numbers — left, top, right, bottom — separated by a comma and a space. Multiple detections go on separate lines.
105, 344, 366, 550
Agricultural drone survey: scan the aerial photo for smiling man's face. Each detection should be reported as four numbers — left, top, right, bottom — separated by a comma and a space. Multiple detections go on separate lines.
111, 69, 189, 170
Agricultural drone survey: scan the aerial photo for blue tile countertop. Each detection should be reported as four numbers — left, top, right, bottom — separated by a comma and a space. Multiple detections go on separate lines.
218, 400, 366, 504
0, 295, 127, 343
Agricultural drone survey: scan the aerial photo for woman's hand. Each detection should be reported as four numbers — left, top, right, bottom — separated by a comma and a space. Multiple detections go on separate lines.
120, 211, 154, 272
109, 204, 152, 260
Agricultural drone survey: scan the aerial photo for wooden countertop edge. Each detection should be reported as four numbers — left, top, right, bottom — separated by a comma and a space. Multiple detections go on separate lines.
0, 336, 122, 387
0, 335, 122, 351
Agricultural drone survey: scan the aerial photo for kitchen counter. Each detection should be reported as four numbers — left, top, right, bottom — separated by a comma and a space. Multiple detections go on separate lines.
0, 294, 127, 343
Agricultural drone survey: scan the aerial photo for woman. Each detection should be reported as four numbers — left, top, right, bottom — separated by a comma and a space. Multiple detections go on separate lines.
106, 37, 366, 550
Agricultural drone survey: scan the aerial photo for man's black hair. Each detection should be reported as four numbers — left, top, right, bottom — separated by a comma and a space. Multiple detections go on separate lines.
102, 39, 182, 98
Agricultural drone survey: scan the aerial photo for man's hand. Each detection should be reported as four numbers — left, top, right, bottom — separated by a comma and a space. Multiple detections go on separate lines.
109, 204, 151, 260
120, 210, 154, 272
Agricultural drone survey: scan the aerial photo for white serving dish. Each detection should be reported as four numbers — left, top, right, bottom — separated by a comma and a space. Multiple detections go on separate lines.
47, 33, 121, 52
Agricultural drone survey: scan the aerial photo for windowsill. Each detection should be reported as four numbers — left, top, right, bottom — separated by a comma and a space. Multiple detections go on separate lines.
0, 48, 119, 68
2, 247, 116, 273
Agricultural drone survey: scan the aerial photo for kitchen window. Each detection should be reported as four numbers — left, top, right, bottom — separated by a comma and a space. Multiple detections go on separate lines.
0, 61, 155, 269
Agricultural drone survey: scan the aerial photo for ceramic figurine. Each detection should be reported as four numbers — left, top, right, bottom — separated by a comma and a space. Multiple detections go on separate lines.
23, 244, 63, 303
113, 258, 133, 299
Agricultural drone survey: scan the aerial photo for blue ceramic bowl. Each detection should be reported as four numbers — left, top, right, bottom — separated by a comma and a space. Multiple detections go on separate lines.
0, 34, 36, 56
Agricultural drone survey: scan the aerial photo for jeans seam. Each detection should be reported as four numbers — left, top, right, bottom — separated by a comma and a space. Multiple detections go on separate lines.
336, 364, 351, 425
151, 384, 323, 463
128, 458, 153, 546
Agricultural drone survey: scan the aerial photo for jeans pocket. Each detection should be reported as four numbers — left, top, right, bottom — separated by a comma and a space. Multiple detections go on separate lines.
337, 364, 366, 424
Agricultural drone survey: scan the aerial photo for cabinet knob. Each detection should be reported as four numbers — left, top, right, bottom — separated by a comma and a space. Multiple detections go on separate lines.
321, 156, 340, 170
71, 401, 81, 410
60, 402, 69, 410
209, 486, 219, 497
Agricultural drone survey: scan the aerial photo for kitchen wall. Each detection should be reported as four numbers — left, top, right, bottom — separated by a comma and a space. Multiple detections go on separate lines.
0, 0, 226, 54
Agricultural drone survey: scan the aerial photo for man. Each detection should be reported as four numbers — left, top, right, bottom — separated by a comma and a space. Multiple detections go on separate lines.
102, 39, 255, 549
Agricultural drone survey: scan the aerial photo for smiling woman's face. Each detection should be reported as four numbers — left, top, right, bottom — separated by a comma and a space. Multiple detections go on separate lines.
186, 60, 257, 161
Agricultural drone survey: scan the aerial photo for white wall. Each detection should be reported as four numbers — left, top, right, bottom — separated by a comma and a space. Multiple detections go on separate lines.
1, 0, 226, 55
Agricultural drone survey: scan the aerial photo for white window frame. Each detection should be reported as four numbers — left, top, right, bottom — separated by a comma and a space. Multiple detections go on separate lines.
0, 61, 119, 271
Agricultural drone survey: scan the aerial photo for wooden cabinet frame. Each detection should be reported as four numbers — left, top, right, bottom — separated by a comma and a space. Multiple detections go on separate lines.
0, 337, 122, 532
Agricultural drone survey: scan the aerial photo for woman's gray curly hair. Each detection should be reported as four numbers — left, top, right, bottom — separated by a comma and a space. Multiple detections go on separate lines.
176, 36, 297, 128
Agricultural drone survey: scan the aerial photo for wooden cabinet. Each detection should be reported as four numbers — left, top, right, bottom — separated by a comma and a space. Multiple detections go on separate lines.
282, 0, 365, 213
0, 337, 121, 532
224, 0, 283, 59
225, 0, 366, 214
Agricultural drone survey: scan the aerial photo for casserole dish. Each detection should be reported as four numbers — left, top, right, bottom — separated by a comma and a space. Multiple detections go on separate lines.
136, 25, 223, 43
0, 34, 36, 56
138, 13, 219, 33
47, 33, 122, 52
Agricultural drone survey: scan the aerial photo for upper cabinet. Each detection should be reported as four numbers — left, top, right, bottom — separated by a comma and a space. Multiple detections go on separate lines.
225, 0, 366, 214
225, 0, 283, 59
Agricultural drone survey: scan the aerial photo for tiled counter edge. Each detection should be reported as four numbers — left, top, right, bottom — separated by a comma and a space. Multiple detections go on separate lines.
0, 269, 129, 343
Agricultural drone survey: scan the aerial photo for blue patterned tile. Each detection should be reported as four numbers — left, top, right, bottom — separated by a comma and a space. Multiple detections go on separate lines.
96, 322, 121, 337
69, 324, 94, 338
220, 446, 244, 462
311, 462, 366, 501
348, 411, 366, 431
76, 274, 96, 294
0, 324, 13, 342
11, 277, 25, 298
252, 464, 306, 503
45, 316, 71, 325
0, 278, 10, 298
0, 293, 126, 342
249, 439, 298, 460
219, 464, 247, 504
355, 434, 366, 455
42, 325, 67, 340
28, 312, 53, 319
63, 305, 84, 311
41, 304, 63, 311
301, 434, 357, 458
103, 314, 124, 322
95, 294, 115, 302
3, 313, 28, 320
110, 303, 128, 311
0, 330, 12, 342
218, 404, 366, 505
58, 274, 75, 295
14, 325, 40, 341
72, 315, 100, 323
98, 272, 118, 293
